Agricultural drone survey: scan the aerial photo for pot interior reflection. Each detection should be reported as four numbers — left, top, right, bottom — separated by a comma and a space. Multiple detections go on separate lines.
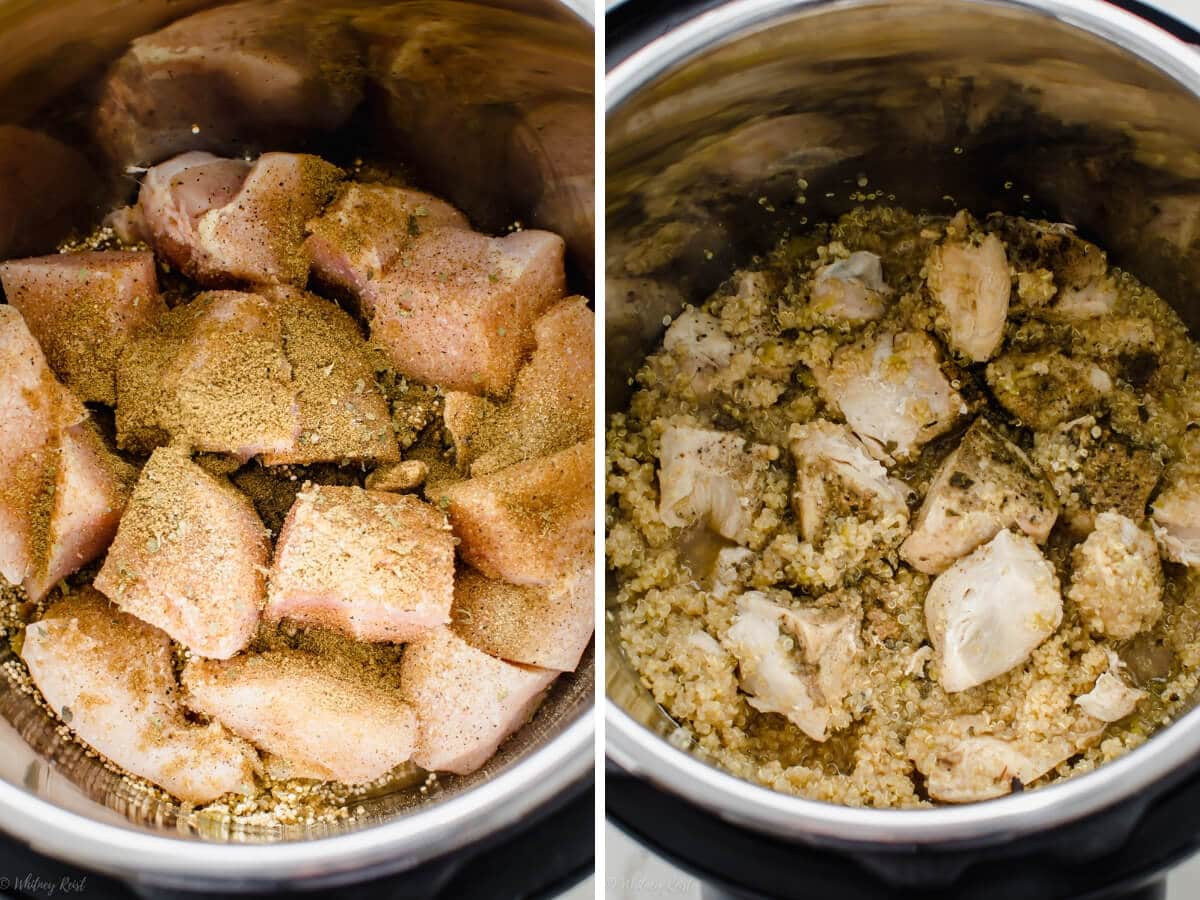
0, 0, 593, 847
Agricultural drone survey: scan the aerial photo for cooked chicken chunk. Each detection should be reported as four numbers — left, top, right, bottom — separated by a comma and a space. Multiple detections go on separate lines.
445, 297, 593, 476
363, 227, 566, 395
815, 331, 967, 462
116, 289, 396, 464
0, 126, 95, 259
1076, 667, 1145, 722
451, 566, 592, 672
901, 418, 1058, 574
721, 590, 861, 741
809, 251, 890, 323
986, 351, 1113, 431
1032, 416, 1163, 536
926, 529, 1062, 692
1152, 477, 1200, 566
183, 649, 417, 785
304, 182, 469, 297
1068, 512, 1163, 639
400, 626, 557, 775
995, 218, 1118, 319
439, 441, 593, 586
267, 485, 454, 643
660, 308, 734, 398
0, 251, 164, 404
911, 719, 1081, 803
95, 0, 363, 167
255, 286, 400, 466
0, 308, 132, 600
657, 426, 773, 544
94, 448, 269, 659
116, 290, 299, 459
138, 151, 342, 286
927, 232, 1010, 361
1050, 234, 1119, 319
22, 590, 259, 803
788, 420, 911, 542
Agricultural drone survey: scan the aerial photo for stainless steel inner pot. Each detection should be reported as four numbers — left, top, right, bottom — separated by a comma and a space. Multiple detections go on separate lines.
0, 0, 593, 889
607, 0, 1200, 848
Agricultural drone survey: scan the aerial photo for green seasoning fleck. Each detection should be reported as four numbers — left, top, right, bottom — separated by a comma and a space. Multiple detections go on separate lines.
146, 536, 160, 553
438, 496, 450, 511
414, 205, 429, 217
60, 705, 73, 724
407, 215, 421, 237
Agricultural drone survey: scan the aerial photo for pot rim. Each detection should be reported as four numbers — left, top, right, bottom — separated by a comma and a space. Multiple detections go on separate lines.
605, 0, 1200, 846
0, 711, 592, 889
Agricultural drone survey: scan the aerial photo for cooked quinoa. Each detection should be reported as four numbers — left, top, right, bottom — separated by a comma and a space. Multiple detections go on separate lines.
606, 205, 1200, 807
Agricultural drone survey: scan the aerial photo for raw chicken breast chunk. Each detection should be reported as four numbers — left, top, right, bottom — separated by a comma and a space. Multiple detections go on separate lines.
184, 649, 417, 785
94, 447, 269, 659
439, 440, 593, 586
815, 331, 967, 462
0, 308, 133, 600
721, 590, 862, 742
22, 590, 259, 803
901, 418, 1059, 574
400, 626, 557, 775
363, 227, 566, 396
305, 182, 468, 297
27, 423, 136, 602
267, 485, 454, 643
257, 286, 400, 466
1069, 511, 1164, 639
138, 151, 342, 286
445, 297, 593, 476
657, 426, 773, 544
451, 566, 593, 672
116, 289, 396, 464
0, 250, 164, 404
925, 529, 1062, 692
116, 290, 300, 458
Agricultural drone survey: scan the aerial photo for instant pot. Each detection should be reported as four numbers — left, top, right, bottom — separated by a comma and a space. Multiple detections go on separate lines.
606, 1, 1200, 897
0, 0, 594, 894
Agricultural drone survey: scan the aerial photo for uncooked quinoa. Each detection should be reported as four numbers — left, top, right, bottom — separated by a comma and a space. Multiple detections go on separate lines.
607, 205, 1200, 806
